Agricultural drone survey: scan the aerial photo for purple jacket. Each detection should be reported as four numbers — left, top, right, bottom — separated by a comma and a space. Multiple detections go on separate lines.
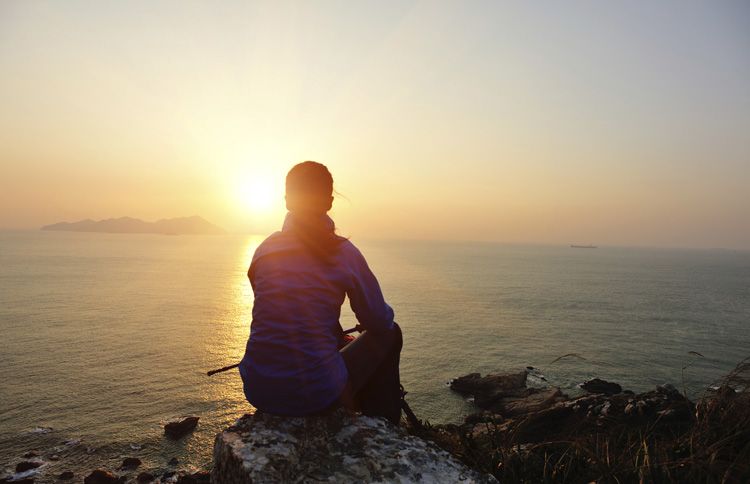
239, 213, 395, 415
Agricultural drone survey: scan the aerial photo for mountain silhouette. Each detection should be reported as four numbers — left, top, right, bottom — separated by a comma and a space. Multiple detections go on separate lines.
41, 216, 225, 235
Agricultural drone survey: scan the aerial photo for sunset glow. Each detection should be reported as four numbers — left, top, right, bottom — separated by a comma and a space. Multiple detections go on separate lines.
235, 176, 282, 217
1, 3, 750, 480
0, 1, 748, 248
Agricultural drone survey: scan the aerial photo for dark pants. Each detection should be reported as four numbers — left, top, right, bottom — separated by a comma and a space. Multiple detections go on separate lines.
339, 323, 403, 425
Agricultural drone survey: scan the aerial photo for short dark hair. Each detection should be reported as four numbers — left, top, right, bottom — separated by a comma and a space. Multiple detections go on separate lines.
285, 161, 333, 213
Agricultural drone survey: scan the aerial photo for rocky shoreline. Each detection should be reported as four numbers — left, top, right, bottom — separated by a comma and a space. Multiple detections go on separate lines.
0, 417, 210, 484
3, 361, 747, 483
414, 360, 749, 483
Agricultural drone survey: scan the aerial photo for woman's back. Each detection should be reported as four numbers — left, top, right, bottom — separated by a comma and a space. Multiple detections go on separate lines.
239, 162, 397, 419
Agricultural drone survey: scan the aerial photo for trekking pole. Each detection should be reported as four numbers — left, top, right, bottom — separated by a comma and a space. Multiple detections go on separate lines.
207, 362, 240, 376
399, 385, 423, 431
206, 325, 363, 377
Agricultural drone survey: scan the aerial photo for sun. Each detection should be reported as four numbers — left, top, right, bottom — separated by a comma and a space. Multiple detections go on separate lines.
236, 177, 282, 215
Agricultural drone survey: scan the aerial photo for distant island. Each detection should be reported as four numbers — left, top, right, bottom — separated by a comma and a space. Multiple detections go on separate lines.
41, 216, 225, 235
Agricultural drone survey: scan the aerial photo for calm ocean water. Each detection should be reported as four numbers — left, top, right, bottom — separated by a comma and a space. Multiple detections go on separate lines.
1, 231, 749, 480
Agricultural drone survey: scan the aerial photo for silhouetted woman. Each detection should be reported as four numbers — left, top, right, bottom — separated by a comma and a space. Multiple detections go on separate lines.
239, 161, 403, 424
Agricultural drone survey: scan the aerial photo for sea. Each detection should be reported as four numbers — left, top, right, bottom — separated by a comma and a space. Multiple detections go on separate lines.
1, 230, 749, 481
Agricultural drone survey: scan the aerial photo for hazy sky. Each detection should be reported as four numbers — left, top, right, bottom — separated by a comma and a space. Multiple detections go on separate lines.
1, 1, 748, 248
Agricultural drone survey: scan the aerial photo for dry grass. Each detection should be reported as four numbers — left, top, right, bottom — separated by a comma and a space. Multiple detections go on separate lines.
408, 357, 750, 483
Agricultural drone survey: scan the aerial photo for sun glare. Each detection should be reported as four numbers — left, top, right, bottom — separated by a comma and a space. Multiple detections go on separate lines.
236, 177, 281, 215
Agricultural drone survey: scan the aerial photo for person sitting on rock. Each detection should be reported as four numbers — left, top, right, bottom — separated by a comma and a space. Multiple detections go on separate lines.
238, 161, 403, 424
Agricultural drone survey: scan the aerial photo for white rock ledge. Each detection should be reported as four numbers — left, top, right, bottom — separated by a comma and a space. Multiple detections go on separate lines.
212, 409, 496, 483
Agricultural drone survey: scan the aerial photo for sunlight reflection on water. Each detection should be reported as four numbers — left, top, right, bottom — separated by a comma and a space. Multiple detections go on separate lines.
1, 232, 748, 481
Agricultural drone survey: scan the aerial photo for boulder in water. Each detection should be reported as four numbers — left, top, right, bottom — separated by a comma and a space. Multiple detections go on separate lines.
175, 471, 210, 483
15, 461, 42, 473
580, 378, 623, 395
450, 370, 565, 415
83, 470, 121, 484
450, 370, 528, 408
136, 472, 154, 483
120, 457, 141, 470
164, 416, 199, 439
212, 409, 497, 483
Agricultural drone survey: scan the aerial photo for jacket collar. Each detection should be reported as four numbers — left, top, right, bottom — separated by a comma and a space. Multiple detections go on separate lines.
282, 211, 335, 232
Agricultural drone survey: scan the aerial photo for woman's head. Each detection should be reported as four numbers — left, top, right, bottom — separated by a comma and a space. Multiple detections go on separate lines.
285, 161, 334, 214
283, 161, 344, 262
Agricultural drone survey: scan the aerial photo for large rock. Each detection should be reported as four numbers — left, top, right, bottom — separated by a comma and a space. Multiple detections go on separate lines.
500, 387, 564, 416
84, 469, 120, 484
135, 472, 153, 483
164, 416, 199, 439
450, 371, 528, 408
580, 378, 623, 395
120, 457, 141, 470
15, 461, 42, 473
212, 409, 497, 483
450, 370, 566, 415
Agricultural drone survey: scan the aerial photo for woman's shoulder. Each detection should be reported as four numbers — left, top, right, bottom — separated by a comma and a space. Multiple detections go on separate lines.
336, 238, 369, 266
251, 230, 297, 261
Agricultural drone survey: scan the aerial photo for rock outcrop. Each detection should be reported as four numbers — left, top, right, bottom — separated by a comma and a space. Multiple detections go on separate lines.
212, 409, 497, 483
84, 469, 120, 484
14, 461, 42, 473
580, 378, 623, 395
449, 372, 694, 446
164, 416, 200, 439
120, 457, 141, 470
450, 369, 567, 415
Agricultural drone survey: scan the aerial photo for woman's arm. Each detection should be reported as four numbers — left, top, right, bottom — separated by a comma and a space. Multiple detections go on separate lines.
345, 245, 395, 333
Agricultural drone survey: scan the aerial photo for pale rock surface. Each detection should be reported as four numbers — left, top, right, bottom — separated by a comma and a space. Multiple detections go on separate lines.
212, 409, 497, 483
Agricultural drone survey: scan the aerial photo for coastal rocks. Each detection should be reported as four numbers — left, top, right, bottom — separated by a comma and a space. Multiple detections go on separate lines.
510, 384, 692, 442
164, 416, 199, 439
451, 371, 528, 406
136, 472, 154, 483
501, 387, 565, 416
445, 366, 698, 453
58, 471, 75, 480
504, 404, 576, 443
120, 457, 141, 470
175, 471, 210, 483
450, 370, 566, 416
464, 410, 505, 425
580, 378, 623, 395
212, 409, 497, 483
656, 383, 680, 398
83, 469, 122, 484
15, 461, 42, 473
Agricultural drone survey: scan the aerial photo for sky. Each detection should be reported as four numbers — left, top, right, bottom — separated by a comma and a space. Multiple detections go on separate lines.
1, 1, 749, 249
